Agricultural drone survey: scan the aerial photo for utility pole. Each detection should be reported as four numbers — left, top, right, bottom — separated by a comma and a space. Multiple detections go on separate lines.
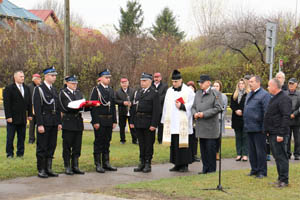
296, 0, 298, 27
265, 22, 277, 80
64, 0, 70, 79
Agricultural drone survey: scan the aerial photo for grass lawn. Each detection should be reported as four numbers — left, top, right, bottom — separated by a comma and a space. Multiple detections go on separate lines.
109, 164, 300, 200
0, 127, 238, 180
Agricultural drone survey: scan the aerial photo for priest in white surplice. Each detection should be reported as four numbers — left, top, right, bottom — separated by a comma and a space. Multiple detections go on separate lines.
161, 70, 195, 172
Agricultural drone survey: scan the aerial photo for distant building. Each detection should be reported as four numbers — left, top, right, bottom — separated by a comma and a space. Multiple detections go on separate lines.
29, 10, 59, 27
0, 0, 43, 32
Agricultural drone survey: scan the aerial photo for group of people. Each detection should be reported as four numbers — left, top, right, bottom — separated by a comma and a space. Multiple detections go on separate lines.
3, 68, 299, 188
231, 72, 300, 188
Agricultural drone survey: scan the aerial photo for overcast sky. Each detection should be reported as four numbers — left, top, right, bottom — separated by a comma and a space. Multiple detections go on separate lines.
9, 0, 300, 39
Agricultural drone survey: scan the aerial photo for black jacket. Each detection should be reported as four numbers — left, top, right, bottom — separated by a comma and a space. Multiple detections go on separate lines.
264, 91, 292, 136
286, 90, 300, 126
3, 83, 33, 125
130, 86, 160, 129
152, 81, 168, 112
59, 87, 85, 131
230, 93, 247, 130
27, 82, 36, 99
115, 87, 135, 116
33, 82, 62, 126
90, 84, 117, 126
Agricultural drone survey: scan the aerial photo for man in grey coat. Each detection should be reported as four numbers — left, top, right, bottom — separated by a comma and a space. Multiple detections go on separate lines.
286, 78, 300, 160
192, 75, 223, 174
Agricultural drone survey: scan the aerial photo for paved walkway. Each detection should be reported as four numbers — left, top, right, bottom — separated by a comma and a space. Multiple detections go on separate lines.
1, 158, 298, 200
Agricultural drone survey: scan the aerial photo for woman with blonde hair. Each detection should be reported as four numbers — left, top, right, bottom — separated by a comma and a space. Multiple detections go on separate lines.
230, 78, 250, 161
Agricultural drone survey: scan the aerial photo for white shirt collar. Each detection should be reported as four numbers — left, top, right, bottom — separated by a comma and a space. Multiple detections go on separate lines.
67, 87, 75, 94
254, 87, 260, 93
205, 87, 210, 93
15, 82, 22, 88
143, 87, 150, 93
122, 88, 128, 93
101, 83, 108, 89
154, 82, 160, 88
44, 81, 52, 90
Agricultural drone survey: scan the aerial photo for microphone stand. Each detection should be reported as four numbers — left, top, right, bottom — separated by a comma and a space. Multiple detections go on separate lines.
201, 109, 229, 193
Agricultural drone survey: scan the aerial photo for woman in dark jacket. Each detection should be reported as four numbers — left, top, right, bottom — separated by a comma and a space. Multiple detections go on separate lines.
230, 78, 250, 161
187, 81, 200, 162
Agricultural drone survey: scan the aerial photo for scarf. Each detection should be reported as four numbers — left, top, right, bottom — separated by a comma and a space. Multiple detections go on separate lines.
238, 89, 245, 104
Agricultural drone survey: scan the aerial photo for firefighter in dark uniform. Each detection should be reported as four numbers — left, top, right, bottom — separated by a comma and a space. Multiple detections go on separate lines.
33, 66, 62, 178
90, 69, 117, 173
129, 73, 160, 173
59, 75, 89, 175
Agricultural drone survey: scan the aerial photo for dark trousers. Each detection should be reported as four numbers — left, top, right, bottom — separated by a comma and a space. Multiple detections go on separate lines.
200, 138, 217, 173
62, 130, 83, 162
287, 126, 300, 157
157, 123, 164, 143
136, 128, 155, 161
269, 135, 289, 184
93, 126, 112, 154
119, 115, 137, 143
28, 116, 36, 143
191, 129, 199, 156
247, 132, 267, 176
215, 137, 221, 153
6, 123, 26, 157
36, 125, 58, 160
234, 128, 248, 156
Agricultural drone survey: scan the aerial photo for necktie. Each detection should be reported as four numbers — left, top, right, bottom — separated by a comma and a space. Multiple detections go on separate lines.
19, 84, 24, 97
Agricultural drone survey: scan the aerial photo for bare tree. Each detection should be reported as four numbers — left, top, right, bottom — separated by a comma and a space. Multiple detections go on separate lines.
34, 0, 85, 27
191, 0, 225, 36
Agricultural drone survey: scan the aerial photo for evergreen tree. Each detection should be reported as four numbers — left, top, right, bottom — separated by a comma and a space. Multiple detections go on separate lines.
115, 0, 144, 37
151, 7, 185, 42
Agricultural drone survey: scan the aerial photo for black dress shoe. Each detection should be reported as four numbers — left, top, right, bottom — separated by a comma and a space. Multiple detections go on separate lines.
38, 170, 48, 178
269, 180, 280, 185
198, 171, 207, 175
255, 174, 266, 179
179, 166, 188, 172
276, 182, 288, 188
7, 155, 13, 159
247, 172, 257, 176
73, 168, 85, 175
169, 165, 180, 172
294, 156, 300, 160
47, 170, 59, 177
193, 156, 200, 162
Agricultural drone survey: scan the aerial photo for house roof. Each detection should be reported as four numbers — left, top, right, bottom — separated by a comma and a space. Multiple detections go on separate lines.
29, 10, 59, 23
0, 0, 42, 22
71, 27, 110, 43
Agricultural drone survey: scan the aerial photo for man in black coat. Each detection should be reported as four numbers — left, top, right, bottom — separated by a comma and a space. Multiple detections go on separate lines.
115, 78, 137, 144
90, 69, 117, 173
27, 73, 42, 144
130, 73, 160, 173
152, 72, 168, 144
33, 66, 62, 178
3, 70, 33, 158
264, 78, 292, 188
286, 78, 300, 160
59, 75, 90, 175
